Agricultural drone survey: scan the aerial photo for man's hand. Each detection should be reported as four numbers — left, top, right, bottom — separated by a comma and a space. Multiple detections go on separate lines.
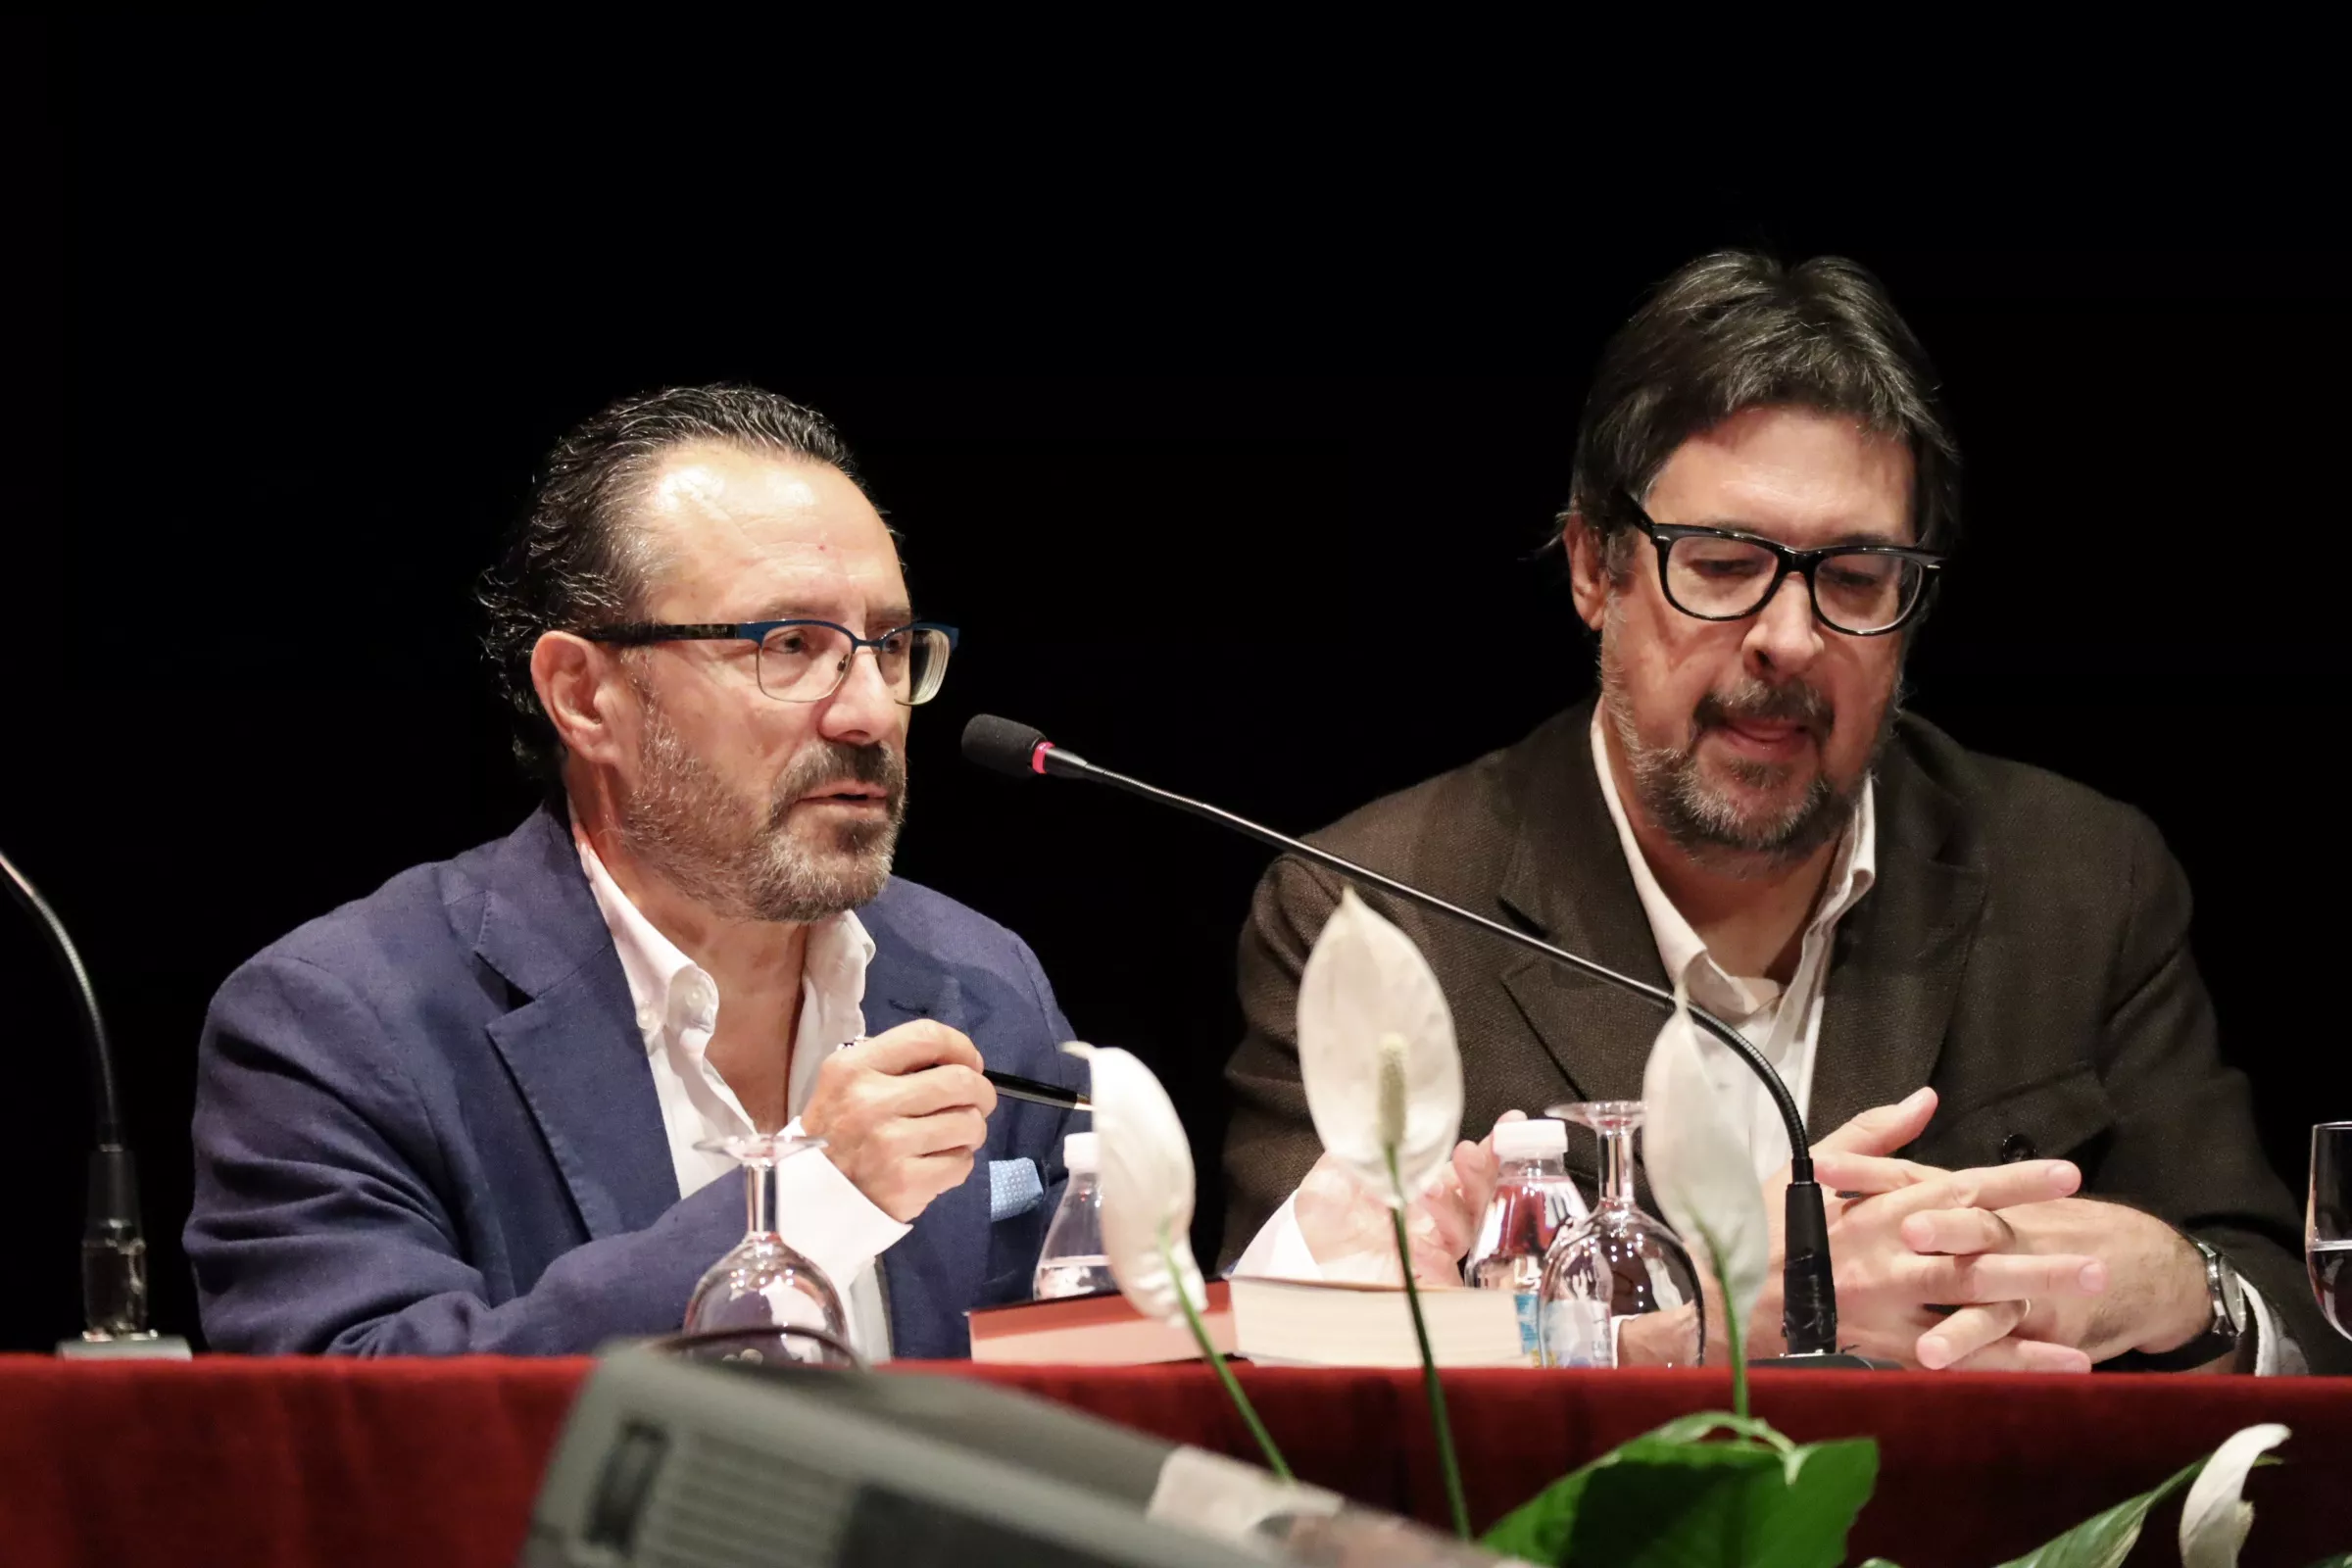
1293, 1110, 1528, 1285
1747, 1088, 2105, 1371
798, 1022, 997, 1224
1812, 1147, 2105, 1370
1747, 1087, 1941, 1355
1911, 1195, 2223, 1369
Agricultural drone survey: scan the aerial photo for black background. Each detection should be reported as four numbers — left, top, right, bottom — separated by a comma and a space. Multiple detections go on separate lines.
7, 24, 2345, 1351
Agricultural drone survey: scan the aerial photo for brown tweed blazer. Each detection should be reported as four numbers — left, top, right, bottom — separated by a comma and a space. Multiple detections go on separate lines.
1220, 700, 2342, 1371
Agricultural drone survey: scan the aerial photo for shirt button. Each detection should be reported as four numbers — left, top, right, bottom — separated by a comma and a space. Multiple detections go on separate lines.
1999, 1132, 2037, 1163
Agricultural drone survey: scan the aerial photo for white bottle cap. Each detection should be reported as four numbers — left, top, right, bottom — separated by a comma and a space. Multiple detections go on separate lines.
1063, 1131, 1099, 1173
1493, 1118, 1567, 1162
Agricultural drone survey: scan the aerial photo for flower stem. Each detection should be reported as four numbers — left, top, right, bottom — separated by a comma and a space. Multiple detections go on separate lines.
1163, 1230, 1292, 1481
1388, 1150, 1470, 1541
1705, 1229, 1749, 1421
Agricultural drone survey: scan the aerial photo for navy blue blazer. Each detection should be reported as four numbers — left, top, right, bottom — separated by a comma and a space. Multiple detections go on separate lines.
185, 808, 1085, 1358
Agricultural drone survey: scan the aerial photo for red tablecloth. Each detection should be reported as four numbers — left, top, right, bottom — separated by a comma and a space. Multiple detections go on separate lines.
2, 1356, 2345, 1567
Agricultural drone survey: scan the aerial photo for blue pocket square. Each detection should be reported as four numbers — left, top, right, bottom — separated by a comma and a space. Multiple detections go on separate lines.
988, 1157, 1044, 1222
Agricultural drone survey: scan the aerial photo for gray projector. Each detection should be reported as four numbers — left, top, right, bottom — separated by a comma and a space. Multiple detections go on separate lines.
519, 1348, 1519, 1568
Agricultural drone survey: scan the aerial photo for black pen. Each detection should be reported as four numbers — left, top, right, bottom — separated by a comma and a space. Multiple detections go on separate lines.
836, 1038, 1089, 1110
984, 1068, 1091, 1111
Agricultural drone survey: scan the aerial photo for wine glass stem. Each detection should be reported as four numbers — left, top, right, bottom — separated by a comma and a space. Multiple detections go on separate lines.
744, 1159, 780, 1239
1602, 1123, 1638, 1208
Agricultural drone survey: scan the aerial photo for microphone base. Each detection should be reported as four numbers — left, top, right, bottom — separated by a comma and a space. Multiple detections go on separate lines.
1748, 1351, 1901, 1371
56, 1332, 192, 1360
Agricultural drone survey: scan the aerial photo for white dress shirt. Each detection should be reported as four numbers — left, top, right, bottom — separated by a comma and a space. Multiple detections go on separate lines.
1589, 712, 1873, 1183
576, 834, 907, 1360
1239, 713, 2288, 1371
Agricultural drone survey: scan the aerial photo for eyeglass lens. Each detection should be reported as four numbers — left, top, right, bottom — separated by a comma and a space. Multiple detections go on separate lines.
1664, 536, 1925, 633
755, 624, 951, 705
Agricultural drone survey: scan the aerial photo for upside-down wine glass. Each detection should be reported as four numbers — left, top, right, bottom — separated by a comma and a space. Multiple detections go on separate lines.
1537, 1101, 1704, 1368
679, 1132, 857, 1367
2310, 1122, 2352, 1342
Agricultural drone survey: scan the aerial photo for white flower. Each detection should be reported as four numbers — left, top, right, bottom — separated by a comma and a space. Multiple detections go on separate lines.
1296, 890, 1464, 1205
2179, 1422, 2288, 1568
1640, 982, 1768, 1344
1061, 1042, 1206, 1327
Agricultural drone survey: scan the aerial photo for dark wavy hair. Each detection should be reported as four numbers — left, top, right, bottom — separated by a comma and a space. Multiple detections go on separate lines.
1566, 250, 1961, 565
477, 383, 864, 793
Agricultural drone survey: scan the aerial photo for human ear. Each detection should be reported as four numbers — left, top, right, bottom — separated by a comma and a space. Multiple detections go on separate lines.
1564, 514, 1611, 633
530, 631, 632, 767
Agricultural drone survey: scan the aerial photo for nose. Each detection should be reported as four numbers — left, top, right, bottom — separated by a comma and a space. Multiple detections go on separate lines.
815, 643, 900, 745
1741, 572, 1823, 680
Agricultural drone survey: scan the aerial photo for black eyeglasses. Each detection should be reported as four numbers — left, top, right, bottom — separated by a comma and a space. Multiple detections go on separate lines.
580, 619, 959, 705
1619, 492, 1945, 637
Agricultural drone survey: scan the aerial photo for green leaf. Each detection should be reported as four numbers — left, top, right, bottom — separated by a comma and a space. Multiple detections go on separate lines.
1479, 1416, 1876, 1568
1993, 1456, 2203, 1568
1481, 1464, 1597, 1564
1639, 1411, 1794, 1453
2301, 1556, 2352, 1568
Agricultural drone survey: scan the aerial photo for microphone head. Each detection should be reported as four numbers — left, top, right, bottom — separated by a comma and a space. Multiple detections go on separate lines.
961, 713, 1050, 778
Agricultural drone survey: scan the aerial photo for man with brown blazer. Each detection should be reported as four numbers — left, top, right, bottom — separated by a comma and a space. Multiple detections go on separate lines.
1222, 252, 2336, 1374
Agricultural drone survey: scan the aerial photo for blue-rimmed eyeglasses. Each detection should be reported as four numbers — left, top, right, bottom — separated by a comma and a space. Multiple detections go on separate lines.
580, 619, 959, 706
1619, 491, 1946, 637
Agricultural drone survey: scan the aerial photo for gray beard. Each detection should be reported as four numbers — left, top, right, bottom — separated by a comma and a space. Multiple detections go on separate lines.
1598, 619, 1888, 878
618, 701, 904, 924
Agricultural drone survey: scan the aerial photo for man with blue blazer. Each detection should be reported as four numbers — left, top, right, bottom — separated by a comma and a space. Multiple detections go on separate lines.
186, 385, 1083, 1358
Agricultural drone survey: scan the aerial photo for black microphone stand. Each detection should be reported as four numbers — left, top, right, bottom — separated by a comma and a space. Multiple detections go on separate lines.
2, 845, 190, 1358
966, 718, 1871, 1363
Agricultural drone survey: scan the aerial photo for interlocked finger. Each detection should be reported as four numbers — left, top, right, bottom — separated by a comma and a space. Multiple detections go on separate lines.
1936, 1334, 2094, 1374
1811, 1151, 1942, 1198
1890, 1250, 2107, 1304
1876, 1159, 2082, 1222
1900, 1204, 2018, 1256
1916, 1298, 2031, 1369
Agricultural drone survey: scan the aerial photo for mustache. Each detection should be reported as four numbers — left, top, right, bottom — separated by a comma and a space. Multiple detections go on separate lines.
1692, 679, 1834, 737
766, 742, 906, 825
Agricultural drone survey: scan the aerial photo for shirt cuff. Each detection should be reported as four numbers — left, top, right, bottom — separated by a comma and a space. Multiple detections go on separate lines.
776, 1117, 911, 1287
1232, 1195, 1326, 1280
2237, 1277, 2304, 1377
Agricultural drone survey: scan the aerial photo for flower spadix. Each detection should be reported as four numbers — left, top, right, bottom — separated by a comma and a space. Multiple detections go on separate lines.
1297, 889, 1464, 1204
1641, 982, 1769, 1341
1060, 1042, 1205, 1326
2179, 1422, 2288, 1568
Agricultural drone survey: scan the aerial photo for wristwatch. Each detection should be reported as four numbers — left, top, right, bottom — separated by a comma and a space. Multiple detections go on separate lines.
2116, 1235, 2247, 1372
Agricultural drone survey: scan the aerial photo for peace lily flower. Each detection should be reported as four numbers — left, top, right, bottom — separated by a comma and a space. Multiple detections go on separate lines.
1061, 1041, 1291, 1481
1294, 889, 1472, 1539
1641, 981, 1769, 1388
2179, 1422, 2289, 1568
1060, 1042, 1203, 1326
1296, 889, 1465, 1207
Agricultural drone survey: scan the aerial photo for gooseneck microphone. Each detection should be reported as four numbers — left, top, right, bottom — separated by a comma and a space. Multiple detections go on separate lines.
2, 844, 188, 1357
961, 713, 1852, 1361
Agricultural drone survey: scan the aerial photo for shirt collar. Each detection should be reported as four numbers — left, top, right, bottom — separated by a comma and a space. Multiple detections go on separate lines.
573, 827, 875, 1052
1588, 710, 1876, 1014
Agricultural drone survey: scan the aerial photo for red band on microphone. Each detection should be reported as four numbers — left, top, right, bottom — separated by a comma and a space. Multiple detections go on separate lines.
1029, 741, 1053, 775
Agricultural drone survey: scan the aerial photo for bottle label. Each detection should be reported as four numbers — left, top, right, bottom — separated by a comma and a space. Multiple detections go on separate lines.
1512, 1291, 1543, 1365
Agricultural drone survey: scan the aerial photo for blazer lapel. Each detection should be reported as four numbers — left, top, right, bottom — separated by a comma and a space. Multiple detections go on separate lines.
1806, 737, 1986, 1140
1494, 703, 1678, 1108
474, 809, 678, 1240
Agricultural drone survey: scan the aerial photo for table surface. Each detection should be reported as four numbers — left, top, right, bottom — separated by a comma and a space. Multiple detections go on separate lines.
2, 1355, 2346, 1568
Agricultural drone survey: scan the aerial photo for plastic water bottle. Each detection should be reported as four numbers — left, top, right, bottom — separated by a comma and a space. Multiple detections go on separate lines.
1031, 1132, 1117, 1298
1465, 1118, 1584, 1362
